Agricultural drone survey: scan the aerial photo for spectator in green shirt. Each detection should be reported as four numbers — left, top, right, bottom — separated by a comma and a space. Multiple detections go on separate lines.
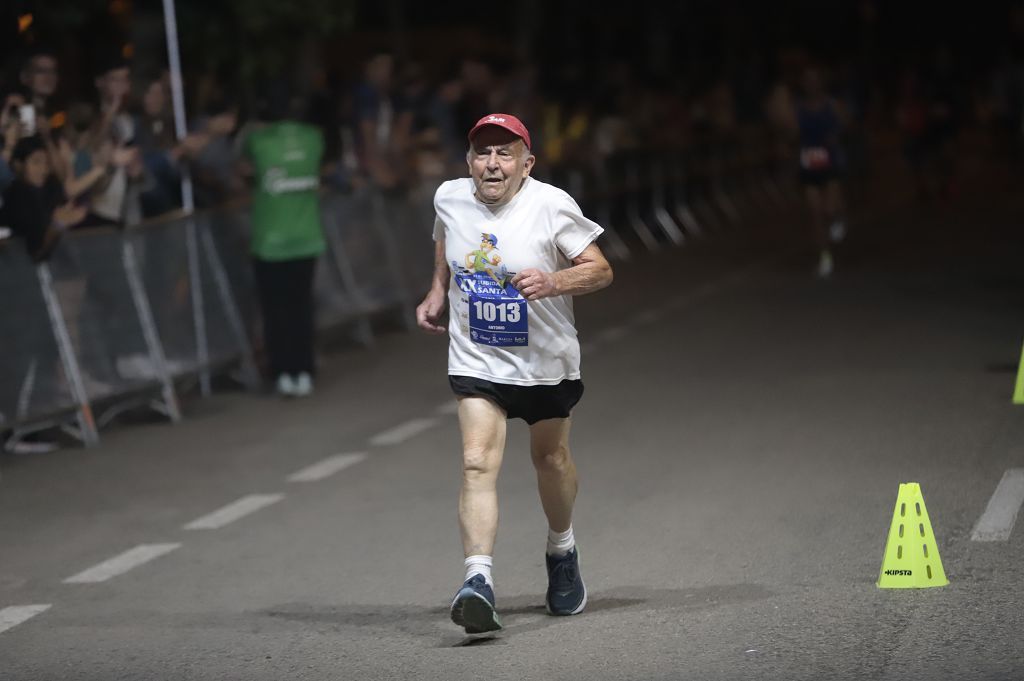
242, 86, 325, 397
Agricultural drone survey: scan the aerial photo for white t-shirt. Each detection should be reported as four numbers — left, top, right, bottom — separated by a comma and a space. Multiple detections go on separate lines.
432, 176, 603, 386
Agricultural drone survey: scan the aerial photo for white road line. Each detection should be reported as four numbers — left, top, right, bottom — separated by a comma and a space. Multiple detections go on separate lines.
0, 605, 51, 634
971, 469, 1024, 541
287, 453, 367, 483
586, 263, 770, 354
596, 326, 630, 344
435, 400, 460, 416
183, 494, 284, 530
64, 543, 181, 584
663, 264, 765, 312
368, 417, 439, 447
631, 309, 663, 326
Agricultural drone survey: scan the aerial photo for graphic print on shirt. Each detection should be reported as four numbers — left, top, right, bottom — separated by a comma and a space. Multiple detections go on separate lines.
452, 232, 528, 347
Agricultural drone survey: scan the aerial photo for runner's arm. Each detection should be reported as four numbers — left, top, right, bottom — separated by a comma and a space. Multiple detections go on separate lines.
513, 242, 613, 301
416, 237, 450, 334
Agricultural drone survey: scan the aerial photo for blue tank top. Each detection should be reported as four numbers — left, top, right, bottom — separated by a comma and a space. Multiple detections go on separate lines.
797, 101, 840, 149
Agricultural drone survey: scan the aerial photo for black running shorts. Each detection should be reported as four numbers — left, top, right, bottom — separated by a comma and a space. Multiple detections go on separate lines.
448, 375, 584, 425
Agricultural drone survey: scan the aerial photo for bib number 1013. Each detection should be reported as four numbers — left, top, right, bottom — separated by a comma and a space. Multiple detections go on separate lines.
473, 300, 521, 323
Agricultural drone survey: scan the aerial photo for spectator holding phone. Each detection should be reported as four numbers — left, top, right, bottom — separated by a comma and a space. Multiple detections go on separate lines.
19, 47, 59, 118
1, 91, 30, 195
74, 56, 144, 228
0, 134, 86, 261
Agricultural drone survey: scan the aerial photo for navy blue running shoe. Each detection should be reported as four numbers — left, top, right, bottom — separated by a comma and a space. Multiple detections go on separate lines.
449, 574, 502, 633
545, 548, 587, 616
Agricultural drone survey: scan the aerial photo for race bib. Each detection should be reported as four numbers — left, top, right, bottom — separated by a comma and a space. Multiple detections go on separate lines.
452, 234, 529, 347
800, 146, 832, 170
453, 266, 529, 347
468, 289, 528, 347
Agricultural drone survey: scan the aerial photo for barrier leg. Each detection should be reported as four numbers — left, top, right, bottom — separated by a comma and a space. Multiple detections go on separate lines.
651, 163, 686, 246
321, 209, 375, 347
185, 219, 211, 395
671, 163, 703, 239
591, 169, 630, 260
370, 192, 416, 330
626, 163, 660, 251
122, 239, 181, 423
199, 222, 261, 390
36, 263, 98, 446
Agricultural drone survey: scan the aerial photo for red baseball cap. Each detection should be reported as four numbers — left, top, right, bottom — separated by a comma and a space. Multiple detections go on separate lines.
468, 113, 532, 150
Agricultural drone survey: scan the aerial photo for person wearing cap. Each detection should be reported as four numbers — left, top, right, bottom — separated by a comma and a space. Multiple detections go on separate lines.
416, 113, 613, 634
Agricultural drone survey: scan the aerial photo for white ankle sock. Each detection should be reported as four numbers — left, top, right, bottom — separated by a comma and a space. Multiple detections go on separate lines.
464, 555, 493, 586
547, 525, 575, 557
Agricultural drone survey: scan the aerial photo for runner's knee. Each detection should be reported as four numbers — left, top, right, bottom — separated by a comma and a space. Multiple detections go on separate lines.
531, 444, 572, 473
463, 445, 500, 479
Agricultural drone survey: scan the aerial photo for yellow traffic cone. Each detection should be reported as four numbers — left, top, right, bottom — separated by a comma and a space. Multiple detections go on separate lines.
877, 483, 948, 589
1013, 340, 1024, 404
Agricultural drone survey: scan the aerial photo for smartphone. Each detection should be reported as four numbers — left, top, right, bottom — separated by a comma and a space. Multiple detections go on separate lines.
18, 105, 36, 136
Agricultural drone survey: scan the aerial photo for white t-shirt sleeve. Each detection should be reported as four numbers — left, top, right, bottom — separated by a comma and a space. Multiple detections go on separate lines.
432, 182, 451, 242
553, 191, 604, 260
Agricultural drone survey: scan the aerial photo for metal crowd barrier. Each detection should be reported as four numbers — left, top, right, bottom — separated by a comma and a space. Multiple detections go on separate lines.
1, 142, 800, 451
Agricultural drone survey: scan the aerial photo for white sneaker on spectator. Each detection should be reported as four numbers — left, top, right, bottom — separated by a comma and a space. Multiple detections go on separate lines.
80, 373, 114, 397
294, 372, 313, 397
276, 373, 297, 397
817, 250, 834, 279
829, 219, 847, 244
6, 435, 60, 455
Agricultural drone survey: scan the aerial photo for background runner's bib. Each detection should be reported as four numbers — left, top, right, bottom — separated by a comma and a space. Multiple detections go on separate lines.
433, 177, 603, 386
799, 146, 832, 170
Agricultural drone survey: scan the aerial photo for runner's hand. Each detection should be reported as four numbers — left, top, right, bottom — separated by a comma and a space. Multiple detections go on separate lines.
416, 290, 447, 334
512, 268, 558, 301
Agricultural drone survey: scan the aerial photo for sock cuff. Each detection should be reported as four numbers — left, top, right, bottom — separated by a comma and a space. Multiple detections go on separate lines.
464, 554, 493, 567
547, 526, 574, 542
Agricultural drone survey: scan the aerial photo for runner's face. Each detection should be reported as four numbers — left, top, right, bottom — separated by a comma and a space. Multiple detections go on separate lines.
468, 127, 534, 205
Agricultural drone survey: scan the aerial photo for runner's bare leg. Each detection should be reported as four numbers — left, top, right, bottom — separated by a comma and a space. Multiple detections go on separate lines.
530, 417, 577, 533
457, 396, 507, 557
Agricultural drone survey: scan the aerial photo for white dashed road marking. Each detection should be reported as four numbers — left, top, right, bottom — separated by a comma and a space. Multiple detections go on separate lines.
184, 494, 285, 530
64, 544, 181, 584
631, 309, 663, 326
595, 326, 630, 344
0, 605, 51, 634
663, 264, 765, 312
15, 258, 780, 628
287, 453, 367, 483
971, 469, 1024, 541
435, 400, 460, 416
369, 418, 439, 447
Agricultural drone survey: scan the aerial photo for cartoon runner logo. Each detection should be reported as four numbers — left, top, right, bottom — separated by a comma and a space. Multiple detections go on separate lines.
465, 233, 510, 288
452, 232, 527, 347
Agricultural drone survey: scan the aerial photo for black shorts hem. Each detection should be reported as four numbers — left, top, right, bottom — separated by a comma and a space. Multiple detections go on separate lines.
449, 375, 584, 425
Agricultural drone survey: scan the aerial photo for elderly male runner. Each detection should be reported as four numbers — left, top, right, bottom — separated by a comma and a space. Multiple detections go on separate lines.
416, 113, 613, 634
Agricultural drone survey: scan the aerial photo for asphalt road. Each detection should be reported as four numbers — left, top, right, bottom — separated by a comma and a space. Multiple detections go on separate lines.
2, 189, 1023, 680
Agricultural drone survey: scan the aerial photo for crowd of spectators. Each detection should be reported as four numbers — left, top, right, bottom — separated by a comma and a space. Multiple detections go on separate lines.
1, 36, 1022, 260
1, 20, 1023, 452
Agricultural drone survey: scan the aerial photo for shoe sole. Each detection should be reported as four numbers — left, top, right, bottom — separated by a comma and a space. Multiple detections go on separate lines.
546, 579, 587, 616
450, 590, 502, 633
